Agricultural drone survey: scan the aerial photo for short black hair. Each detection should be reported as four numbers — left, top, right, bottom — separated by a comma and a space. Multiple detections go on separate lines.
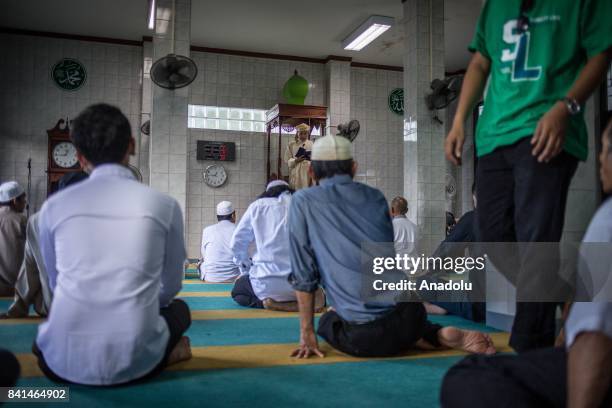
71, 104, 131, 165
311, 159, 353, 180
217, 213, 234, 222
257, 185, 293, 200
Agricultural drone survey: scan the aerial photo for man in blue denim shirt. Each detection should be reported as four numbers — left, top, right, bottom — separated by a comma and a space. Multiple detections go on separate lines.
288, 134, 496, 358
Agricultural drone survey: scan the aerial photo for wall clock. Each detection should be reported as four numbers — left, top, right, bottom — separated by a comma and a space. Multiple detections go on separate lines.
52, 141, 78, 168
47, 119, 81, 196
203, 164, 228, 188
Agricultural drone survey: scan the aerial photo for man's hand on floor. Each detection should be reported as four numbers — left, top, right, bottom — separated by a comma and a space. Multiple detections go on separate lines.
291, 328, 325, 359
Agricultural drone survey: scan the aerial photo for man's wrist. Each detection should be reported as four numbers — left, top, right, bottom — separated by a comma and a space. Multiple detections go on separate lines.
560, 97, 581, 115
452, 114, 466, 128
300, 323, 315, 332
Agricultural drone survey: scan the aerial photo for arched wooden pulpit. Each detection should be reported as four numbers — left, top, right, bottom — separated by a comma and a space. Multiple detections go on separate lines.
265, 104, 327, 183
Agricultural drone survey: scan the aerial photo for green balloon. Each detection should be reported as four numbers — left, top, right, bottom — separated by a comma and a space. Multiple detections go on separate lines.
282, 70, 309, 105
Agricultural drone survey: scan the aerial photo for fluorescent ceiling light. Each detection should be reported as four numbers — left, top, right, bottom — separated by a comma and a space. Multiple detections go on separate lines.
342, 16, 394, 51
147, 0, 156, 30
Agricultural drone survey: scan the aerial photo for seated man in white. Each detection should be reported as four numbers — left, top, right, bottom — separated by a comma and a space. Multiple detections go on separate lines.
199, 201, 240, 283
390, 196, 418, 258
34, 104, 191, 386
230, 180, 324, 312
0, 181, 27, 297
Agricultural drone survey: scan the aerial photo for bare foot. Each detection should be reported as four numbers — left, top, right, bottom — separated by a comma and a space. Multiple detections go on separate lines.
263, 298, 299, 312
437, 326, 496, 355
424, 302, 448, 315
167, 336, 192, 366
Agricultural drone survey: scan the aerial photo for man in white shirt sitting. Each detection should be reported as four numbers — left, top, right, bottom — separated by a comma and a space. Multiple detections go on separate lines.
390, 196, 418, 258
200, 201, 240, 283
33, 104, 191, 386
230, 180, 324, 312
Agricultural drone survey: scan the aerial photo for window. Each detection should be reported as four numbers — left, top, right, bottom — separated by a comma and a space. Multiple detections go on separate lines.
188, 104, 322, 136
188, 105, 266, 132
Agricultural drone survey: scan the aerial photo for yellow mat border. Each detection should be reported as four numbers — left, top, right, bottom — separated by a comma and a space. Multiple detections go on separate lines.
182, 280, 235, 285
177, 291, 230, 298
0, 309, 317, 325
15, 332, 511, 378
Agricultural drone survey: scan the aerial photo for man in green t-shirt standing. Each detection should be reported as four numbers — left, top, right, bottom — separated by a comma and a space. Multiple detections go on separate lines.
446, 0, 611, 352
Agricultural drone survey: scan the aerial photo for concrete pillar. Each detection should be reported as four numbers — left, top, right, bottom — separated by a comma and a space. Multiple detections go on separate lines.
325, 58, 351, 134
402, 0, 446, 255
139, 40, 153, 185
562, 95, 601, 243
150, 0, 190, 217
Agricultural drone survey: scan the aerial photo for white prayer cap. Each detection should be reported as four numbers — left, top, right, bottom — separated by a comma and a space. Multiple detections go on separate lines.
216, 201, 234, 216
266, 180, 289, 190
0, 181, 25, 203
311, 135, 353, 161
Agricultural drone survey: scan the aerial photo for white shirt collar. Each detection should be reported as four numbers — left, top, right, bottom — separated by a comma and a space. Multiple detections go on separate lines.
89, 164, 135, 181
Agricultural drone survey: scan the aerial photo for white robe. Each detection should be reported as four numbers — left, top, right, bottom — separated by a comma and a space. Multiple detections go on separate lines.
284, 139, 313, 190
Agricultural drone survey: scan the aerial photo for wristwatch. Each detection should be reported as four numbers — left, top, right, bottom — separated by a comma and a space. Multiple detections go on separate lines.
561, 97, 581, 115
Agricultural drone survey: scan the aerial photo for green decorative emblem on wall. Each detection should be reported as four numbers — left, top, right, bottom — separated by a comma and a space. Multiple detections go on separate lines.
388, 88, 404, 115
51, 58, 87, 91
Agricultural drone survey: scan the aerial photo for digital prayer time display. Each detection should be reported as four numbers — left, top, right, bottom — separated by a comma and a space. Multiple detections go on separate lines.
196, 141, 236, 161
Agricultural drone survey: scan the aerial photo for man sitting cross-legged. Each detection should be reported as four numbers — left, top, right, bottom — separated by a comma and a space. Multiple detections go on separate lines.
34, 104, 192, 386
0, 181, 27, 297
231, 180, 324, 312
288, 134, 495, 358
199, 201, 240, 283
0, 174, 88, 319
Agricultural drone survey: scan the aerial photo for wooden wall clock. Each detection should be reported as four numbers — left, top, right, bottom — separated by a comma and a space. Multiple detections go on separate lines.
47, 118, 81, 196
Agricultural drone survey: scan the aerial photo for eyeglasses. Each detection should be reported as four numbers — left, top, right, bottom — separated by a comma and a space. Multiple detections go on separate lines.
517, 0, 535, 34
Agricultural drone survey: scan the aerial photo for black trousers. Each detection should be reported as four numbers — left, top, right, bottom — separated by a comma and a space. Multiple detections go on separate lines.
441, 347, 612, 408
0, 349, 20, 387
32, 299, 191, 386
231, 275, 264, 309
476, 138, 577, 352
317, 302, 442, 357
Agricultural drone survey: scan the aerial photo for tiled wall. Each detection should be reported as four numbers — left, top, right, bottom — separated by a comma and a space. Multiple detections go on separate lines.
445, 98, 475, 218
3, 32, 599, 263
184, 51, 327, 257
0, 33, 143, 213
184, 54, 405, 257
350, 67, 404, 202
562, 97, 601, 243
326, 60, 351, 130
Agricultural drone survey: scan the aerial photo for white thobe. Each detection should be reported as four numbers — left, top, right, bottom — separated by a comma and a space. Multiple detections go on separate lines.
37, 164, 186, 385
200, 220, 240, 282
284, 140, 313, 190
230, 192, 296, 302
392, 215, 418, 257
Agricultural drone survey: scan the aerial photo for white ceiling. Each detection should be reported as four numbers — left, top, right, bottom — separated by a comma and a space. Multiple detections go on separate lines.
0, 0, 482, 71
